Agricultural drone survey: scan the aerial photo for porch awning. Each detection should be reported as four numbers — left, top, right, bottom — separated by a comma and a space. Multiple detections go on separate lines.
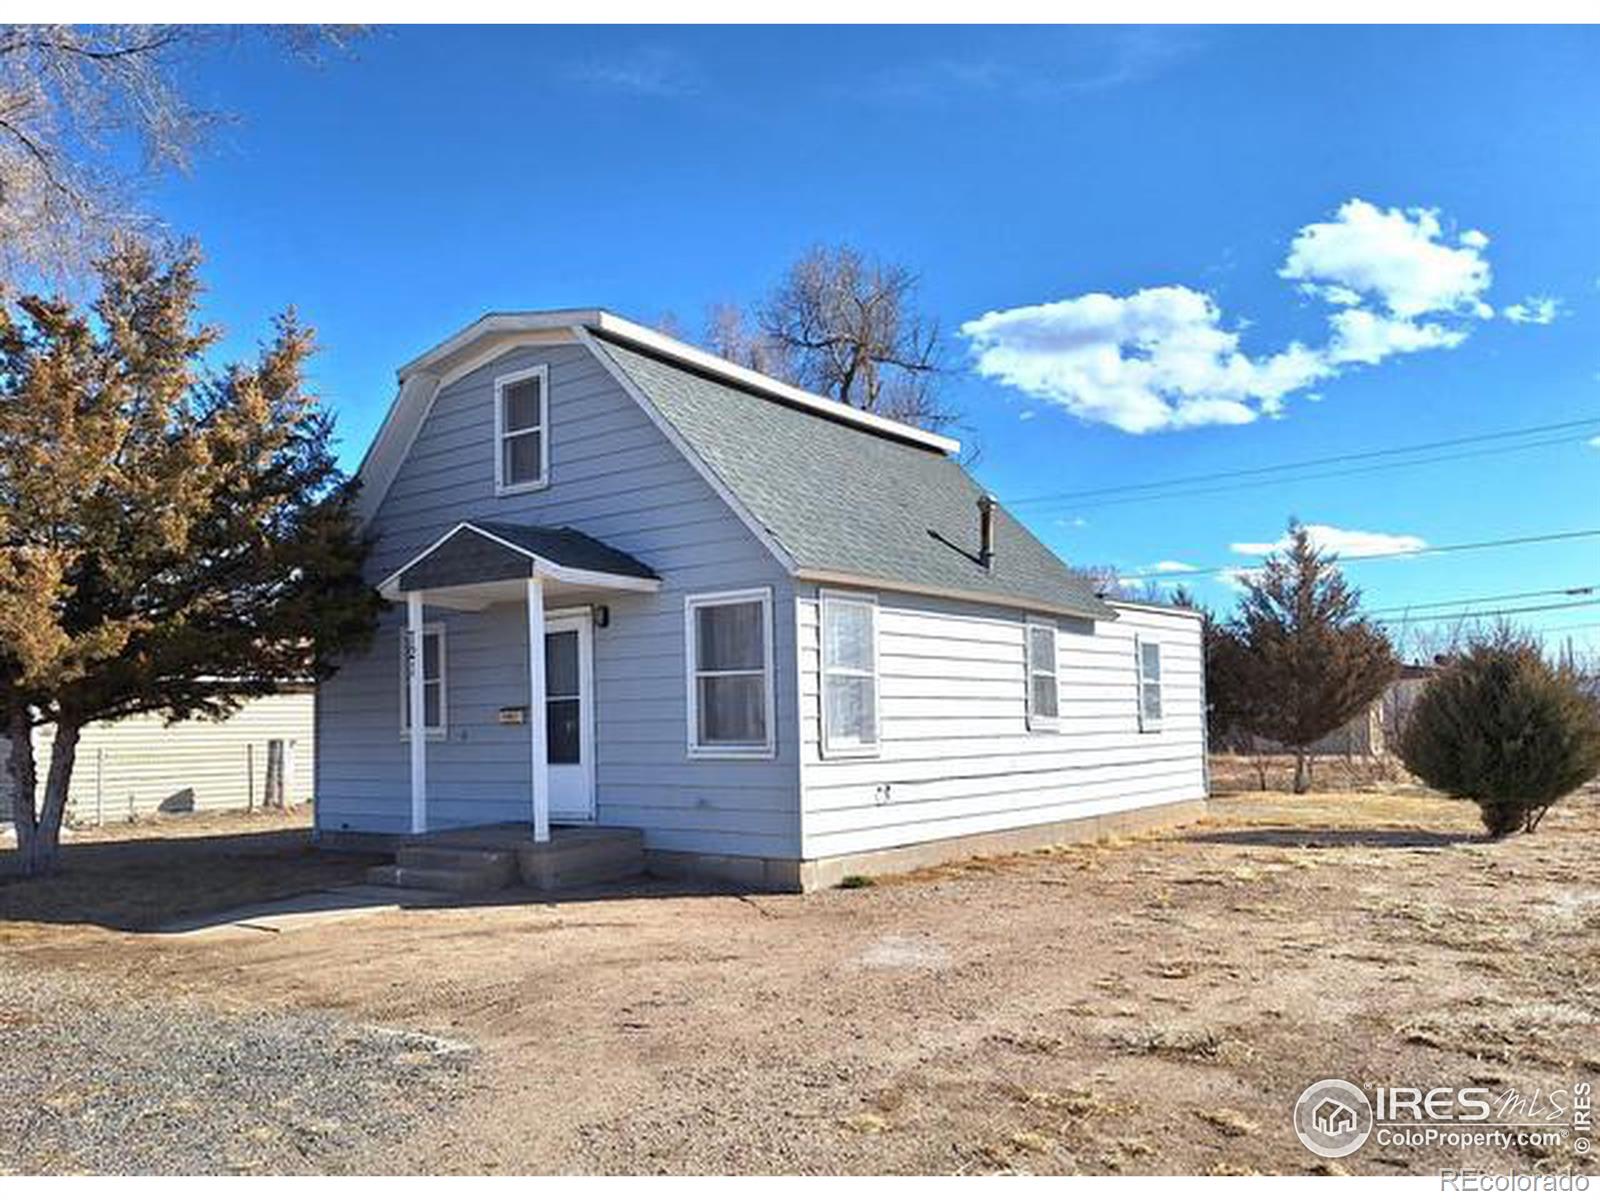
378, 521, 660, 606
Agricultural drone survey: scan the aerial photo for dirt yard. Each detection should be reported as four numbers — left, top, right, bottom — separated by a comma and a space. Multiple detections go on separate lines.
2, 786, 1597, 1175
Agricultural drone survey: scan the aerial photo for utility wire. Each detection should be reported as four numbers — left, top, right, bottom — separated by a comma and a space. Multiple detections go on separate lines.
1366, 584, 1600, 615
1379, 598, 1600, 626
1018, 433, 1587, 512
1007, 414, 1600, 506
1117, 527, 1600, 582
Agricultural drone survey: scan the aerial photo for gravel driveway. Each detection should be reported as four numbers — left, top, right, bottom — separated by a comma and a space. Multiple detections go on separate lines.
0, 966, 473, 1174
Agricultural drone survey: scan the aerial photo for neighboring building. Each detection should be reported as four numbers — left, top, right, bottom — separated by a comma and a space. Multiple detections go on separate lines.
0, 691, 314, 824
1244, 664, 1437, 758
315, 310, 1207, 890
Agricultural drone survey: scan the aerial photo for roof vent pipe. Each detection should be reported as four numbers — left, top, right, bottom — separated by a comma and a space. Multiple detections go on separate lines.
977, 494, 998, 571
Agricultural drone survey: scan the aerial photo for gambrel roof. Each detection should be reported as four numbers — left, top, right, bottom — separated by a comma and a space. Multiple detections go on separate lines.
357, 310, 1115, 622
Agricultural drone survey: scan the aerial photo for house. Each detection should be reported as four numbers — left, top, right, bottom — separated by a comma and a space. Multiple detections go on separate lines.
0, 691, 314, 826
314, 310, 1207, 891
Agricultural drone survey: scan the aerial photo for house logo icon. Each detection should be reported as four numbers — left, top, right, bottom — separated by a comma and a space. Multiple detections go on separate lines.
1294, 1079, 1373, 1158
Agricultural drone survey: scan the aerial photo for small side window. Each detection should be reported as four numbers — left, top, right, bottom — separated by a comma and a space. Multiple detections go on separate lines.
1026, 619, 1059, 731
820, 592, 879, 757
495, 365, 548, 493
1137, 635, 1163, 732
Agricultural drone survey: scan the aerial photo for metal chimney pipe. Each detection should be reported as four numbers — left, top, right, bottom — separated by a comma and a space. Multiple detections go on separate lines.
977, 494, 997, 571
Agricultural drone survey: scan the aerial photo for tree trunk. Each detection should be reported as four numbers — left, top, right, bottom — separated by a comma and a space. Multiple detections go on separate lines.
1292, 749, 1312, 795
7, 707, 41, 875
13, 719, 82, 877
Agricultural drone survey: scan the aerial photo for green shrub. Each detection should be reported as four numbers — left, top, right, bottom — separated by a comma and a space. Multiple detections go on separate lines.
1399, 631, 1600, 837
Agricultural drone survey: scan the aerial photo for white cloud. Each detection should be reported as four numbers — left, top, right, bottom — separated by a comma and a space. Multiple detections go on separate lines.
1230, 523, 1427, 558
1279, 199, 1492, 319
961, 286, 1328, 433
1503, 296, 1562, 325
1149, 560, 1198, 573
1588, 435, 1600, 449
963, 198, 1542, 433
1018, 409, 1036, 421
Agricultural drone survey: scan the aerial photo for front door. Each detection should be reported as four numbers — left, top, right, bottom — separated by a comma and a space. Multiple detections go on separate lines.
543, 613, 595, 822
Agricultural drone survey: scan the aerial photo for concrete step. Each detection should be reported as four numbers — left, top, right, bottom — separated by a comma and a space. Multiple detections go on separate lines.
395, 844, 518, 885
517, 827, 645, 890
364, 862, 511, 895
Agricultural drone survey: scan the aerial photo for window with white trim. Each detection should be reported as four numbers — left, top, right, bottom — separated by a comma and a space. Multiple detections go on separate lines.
400, 624, 446, 737
1137, 635, 1163, 732
495, 365, 548, 493
1026, 619, 1059, 730
686, 589, 774, 757
821, 592, 879, 756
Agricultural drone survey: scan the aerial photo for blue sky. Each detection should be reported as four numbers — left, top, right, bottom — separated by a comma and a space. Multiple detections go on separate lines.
153, 25, 1600, 654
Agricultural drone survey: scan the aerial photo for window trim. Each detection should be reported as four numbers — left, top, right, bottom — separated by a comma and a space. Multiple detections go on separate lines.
684, 587, 776, 760
493, 364, 550, 495
819, 589, 881, 760
399, 622, 447, 740
1025, 616, 1060, 732
1136, 634, 1164, 733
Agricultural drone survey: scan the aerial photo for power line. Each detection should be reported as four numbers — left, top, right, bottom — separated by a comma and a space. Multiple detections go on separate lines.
1380, 598, 1600, 626
1022, 434, 1585, 513
1006, 415, 1600, 508
1367, 584, 1600, 615
1117, 527, 1600, 582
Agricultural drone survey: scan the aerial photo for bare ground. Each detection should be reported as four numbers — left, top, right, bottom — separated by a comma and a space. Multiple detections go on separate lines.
2, 787, 1598, 1175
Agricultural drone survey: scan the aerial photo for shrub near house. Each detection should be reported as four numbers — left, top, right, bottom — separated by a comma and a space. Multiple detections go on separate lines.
1400, 629, 1600, 837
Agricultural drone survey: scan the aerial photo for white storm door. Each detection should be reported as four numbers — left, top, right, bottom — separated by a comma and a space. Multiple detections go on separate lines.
543, 613, 595, 822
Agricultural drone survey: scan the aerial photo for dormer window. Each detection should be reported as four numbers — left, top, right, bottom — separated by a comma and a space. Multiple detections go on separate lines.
495, 365, 549, 493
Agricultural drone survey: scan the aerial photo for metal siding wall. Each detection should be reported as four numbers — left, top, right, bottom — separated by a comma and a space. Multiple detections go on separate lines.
316, 342, 801, 857
797, 590, 1207, 859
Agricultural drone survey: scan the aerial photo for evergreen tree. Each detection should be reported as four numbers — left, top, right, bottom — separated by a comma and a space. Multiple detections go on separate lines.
1229, 522, 1397, 792
0, 243, 381, 875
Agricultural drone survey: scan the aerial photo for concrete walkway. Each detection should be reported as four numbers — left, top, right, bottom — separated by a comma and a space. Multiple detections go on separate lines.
156, 884, 452, 936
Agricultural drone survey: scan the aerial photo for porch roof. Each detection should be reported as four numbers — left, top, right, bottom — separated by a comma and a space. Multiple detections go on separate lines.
378, 521, 660, 607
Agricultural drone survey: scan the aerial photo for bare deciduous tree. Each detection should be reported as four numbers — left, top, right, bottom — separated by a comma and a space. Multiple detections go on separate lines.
0, 24, 364, 284
707, 245, 952, 433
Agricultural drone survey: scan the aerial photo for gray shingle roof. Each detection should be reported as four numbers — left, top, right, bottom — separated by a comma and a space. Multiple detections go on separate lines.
595, 336, 1115, 621
394, 522, 657, 593
470, 522, 659, 579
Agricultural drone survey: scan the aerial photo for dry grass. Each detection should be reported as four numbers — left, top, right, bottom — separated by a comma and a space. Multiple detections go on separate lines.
0, 807, 380, 933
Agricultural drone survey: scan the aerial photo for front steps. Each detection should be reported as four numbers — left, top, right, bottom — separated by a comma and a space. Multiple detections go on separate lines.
364, 825, 645, 896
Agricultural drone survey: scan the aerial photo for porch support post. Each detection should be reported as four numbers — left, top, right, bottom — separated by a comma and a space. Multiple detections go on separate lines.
406, 590, 427, 834
526, 575, 550, 843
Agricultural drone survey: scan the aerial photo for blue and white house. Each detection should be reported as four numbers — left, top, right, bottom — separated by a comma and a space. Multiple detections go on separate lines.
314, 310, 1207, 890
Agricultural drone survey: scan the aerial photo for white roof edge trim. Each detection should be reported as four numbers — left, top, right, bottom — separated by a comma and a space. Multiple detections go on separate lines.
1106, 598, 1205, 620
588, 312, 961, 456
376, 520, 662, 601
394, 309, 959, 456
793, 569, 1115, 623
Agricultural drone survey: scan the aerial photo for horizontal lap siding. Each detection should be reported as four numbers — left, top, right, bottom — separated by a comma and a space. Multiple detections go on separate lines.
797, 590, 1206, 859
1, 694, 314, 823
317, 343, 800, 857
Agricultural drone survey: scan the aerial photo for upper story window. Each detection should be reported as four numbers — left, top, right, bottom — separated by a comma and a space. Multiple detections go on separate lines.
495, 365, 548, 494
400, 623, 447, 738
1137, 635, 1163, 732
1026, 618, 1059, 731
686, 588, 775, 758
820, 591, 879, 757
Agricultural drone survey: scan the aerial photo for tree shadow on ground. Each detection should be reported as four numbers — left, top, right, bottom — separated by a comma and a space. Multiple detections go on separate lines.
0, 828, 779, 934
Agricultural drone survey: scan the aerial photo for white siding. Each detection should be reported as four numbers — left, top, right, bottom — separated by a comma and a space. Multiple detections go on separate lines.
797, 590, 1206, 859
316, 342, 800, 857
0, 693, 314, 823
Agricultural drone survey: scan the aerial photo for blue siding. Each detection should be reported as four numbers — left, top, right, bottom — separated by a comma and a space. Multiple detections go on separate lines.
317, 342, 801, 857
